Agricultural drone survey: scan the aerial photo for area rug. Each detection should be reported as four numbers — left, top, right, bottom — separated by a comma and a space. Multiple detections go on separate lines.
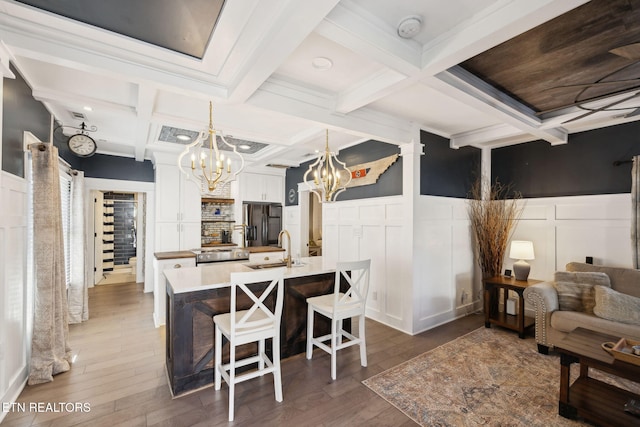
363, 327, 639, 426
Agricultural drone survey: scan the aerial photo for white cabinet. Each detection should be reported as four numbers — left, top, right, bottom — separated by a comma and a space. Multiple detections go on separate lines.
241, 172, 283, 203
155, 164, 201, 251
156, 222, 201, 252
248, 251, 285, 263
152, 256, 196, 327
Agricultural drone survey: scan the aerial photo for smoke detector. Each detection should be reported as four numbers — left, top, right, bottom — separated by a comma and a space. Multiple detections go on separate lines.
397, 15, 422, 39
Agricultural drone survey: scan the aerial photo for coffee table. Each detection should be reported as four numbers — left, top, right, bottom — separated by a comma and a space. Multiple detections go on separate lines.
554, 328, 640, 427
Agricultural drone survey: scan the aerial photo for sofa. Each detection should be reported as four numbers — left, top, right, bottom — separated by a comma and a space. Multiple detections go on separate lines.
523, 262, 640, 354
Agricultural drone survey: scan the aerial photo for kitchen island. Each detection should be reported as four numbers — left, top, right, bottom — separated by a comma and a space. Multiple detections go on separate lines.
164, 256, 347, 397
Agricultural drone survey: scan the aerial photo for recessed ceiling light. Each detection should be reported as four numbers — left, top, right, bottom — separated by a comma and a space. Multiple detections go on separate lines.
312, 57, 333, 70
238, 144, 251, 150
83, 106, 93, 111
176, 134, 191, 141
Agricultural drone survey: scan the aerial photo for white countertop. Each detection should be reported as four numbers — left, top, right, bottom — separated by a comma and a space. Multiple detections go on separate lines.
164, 256, 337, 294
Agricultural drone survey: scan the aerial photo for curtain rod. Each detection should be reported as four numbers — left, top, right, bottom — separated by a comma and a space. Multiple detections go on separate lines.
613, 160, 633, 166
26, 142, 79, 175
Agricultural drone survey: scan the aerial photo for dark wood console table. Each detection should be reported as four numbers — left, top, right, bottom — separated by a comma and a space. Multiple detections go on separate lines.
483, 275, 541, 338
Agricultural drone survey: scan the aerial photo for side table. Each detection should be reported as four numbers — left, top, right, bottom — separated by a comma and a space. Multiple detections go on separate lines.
483, 275, 542, 338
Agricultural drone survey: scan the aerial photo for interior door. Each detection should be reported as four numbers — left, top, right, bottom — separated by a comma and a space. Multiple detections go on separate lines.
93, 190, 104, 284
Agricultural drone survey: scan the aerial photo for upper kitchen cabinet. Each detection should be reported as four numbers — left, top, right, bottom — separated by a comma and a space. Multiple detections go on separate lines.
155, 163, 201, 251
156, 165, 201, 223
240, 172, 284, 203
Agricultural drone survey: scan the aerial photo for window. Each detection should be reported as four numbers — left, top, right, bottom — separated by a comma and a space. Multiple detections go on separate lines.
59, 169, 72, 287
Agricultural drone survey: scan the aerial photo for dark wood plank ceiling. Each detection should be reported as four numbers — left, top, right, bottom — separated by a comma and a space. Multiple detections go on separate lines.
461, 0, 640, 114
15, 0, 225, 58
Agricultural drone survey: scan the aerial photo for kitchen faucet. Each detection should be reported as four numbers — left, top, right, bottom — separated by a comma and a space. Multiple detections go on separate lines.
278, 229, 292, 268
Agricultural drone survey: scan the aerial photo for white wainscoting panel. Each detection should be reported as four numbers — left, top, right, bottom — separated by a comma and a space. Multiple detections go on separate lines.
323, 196, 409, 332
557, 225, 631, 269
359, 225, 385, 314
359, 204, 384, 222
0, 171, 29, 421
386, 203, 404, 222
509, 194, 633, 282
383, 225, 405, 323
413, 196, 475, 333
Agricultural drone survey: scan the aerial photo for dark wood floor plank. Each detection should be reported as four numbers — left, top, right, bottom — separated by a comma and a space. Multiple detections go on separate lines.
6, 281, 484, 426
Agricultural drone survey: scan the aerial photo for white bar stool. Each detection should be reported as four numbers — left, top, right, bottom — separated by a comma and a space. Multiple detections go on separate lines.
213, 268, 285, 421
305, 259, 371, 380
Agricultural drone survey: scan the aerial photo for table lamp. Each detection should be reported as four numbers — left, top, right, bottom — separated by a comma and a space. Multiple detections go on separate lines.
510, 240, 535, 281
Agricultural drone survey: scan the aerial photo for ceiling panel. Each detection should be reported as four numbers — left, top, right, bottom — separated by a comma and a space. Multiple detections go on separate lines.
349, 0, 500, 45
370, 82, 500, 136
274, 32, 386, 93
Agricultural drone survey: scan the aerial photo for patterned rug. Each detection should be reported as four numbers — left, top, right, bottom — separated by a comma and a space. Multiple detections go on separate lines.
363, 327, 639, 426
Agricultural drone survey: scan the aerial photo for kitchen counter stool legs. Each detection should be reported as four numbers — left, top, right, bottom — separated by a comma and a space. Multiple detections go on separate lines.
306, 259, 371, 380
213, 268, 285, 421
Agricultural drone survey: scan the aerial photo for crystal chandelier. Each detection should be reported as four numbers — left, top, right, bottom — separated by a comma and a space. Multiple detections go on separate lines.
178, 101, 244, 194
303, 129, 351, 202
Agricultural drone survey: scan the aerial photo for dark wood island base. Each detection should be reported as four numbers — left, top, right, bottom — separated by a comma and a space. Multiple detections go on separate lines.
166, 272, 348, 397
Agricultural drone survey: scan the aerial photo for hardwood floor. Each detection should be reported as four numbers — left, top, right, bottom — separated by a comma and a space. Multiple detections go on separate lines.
4, 282, 484, 426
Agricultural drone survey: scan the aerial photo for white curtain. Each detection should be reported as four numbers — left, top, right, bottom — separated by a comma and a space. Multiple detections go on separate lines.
68, 170, 88, 323
28, 143, 72, 385
632, 156, 640, 269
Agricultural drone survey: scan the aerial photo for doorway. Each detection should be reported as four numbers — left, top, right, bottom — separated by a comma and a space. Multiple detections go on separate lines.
92, 190, 146, 285
298, 186, 323, 258
308, 193, 322, 256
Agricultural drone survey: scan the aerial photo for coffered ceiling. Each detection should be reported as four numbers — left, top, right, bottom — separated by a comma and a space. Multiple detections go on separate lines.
1, 0, 639, 167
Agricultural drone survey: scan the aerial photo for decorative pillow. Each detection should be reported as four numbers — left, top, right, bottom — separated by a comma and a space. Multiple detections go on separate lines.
593, 285, 640, 326
553, 271, 611, 313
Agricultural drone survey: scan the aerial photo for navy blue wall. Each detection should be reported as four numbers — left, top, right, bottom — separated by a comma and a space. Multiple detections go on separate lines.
52, 123, 155, 182
492, 121, 640, 198
2, 63, 154, 182
420, 130, 481, 198
285, 140, 402, 206
2, 63, 51, 177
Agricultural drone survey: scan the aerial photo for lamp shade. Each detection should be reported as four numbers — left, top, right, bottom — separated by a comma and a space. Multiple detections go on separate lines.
509, 240, 535, 260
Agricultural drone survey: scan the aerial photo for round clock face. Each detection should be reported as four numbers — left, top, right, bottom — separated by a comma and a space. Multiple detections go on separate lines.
68, 134, 97, 157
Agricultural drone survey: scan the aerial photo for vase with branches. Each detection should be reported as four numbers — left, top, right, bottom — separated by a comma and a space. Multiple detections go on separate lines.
468, 178, 523, 279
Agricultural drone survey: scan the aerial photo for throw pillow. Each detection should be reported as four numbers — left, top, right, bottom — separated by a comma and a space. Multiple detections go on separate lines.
553, 271, 611, 313
593, 285, 640, 326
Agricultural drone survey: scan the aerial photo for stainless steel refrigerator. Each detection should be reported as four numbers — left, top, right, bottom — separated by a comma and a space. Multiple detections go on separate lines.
242, 202, 282, 247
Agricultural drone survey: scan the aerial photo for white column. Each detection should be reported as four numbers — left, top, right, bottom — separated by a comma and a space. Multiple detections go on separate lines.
399, 123, 424, 333
481, 147, 491, 200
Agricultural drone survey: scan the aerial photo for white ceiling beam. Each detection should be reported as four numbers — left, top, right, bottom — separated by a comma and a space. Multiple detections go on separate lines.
430, 67, 568, 145
135, 85, 156, 161
247, 77, 414, 144
32, 88, 136, 116
0, 41, 15, 78
335, 68, 409, 114
226, 0, 341, 104
451, 123, 524, 148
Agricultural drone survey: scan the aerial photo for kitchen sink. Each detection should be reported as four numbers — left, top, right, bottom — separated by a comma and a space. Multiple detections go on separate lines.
245, 261, 288, 269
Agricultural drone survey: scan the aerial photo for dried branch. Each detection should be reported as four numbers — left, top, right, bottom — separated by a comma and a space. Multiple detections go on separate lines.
467, 179, 523, 278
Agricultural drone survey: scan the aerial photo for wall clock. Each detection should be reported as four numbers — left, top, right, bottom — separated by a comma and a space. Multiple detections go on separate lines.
68, 133, 97, 157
